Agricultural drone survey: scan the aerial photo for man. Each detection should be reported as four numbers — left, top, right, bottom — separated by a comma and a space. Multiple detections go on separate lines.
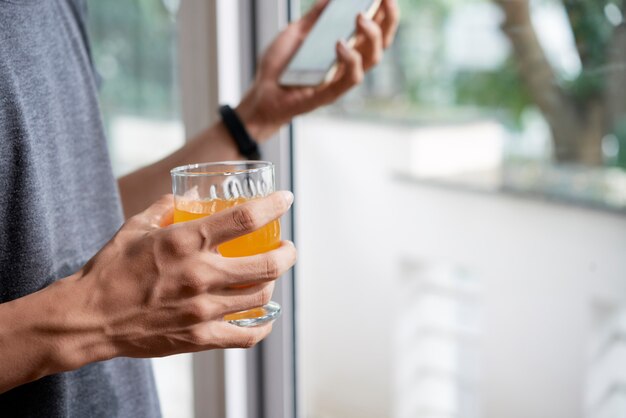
0, 0, 398, 416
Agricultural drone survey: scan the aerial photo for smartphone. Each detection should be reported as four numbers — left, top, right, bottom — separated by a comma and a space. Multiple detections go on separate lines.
279, 0, 382, 87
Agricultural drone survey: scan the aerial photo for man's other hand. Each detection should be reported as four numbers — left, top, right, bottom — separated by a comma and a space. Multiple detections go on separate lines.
236, 0, 400, 140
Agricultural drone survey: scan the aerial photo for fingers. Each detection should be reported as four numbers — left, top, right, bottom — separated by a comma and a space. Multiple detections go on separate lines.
297, 0, 330, 33
317, 42, 364, 104
355, 13, 384, 70
132, 194, 174, 229
186, 191, 294, 250
214, 241, 297, 288
219, 282, 276, 316
192, 321, 273, 350
374, 0, 400, 49
183, 282, 275, 324
314, 2, 399, 105
217, 322, 273, 349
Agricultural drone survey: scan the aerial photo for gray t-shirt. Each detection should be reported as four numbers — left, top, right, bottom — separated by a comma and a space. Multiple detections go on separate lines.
0, 1, 161, 416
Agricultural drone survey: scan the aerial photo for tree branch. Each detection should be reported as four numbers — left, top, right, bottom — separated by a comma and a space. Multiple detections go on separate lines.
606, 23, 626, 131
493, 0, 578, 129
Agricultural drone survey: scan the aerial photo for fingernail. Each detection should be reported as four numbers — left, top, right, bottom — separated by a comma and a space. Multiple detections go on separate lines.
280, 191, 294, 207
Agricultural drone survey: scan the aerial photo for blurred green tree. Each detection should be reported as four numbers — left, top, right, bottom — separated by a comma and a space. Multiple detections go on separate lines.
88, 0, 179, 121
494, 0, 626, 165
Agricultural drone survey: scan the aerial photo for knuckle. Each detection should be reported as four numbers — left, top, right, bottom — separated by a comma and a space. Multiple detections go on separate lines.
373, 24, 384, 38
181, 266, 206, 293
366, 25, 381, 40
187, 299, 211, 322
351, 70, 364, 85
188, 328, 208, 346
159, 228, 189, 257
250, 284, 273, 307
210, 258, 232, 286
124, 214, 144, 229
262, 256, 281, 280
197, 221, 213, 243
250, 292, 265, 309
237, 332, 262, 349
345, 52, 359, 67
242, 335, 258, 349
231, 207, 257, 232
259, 285, 273, 306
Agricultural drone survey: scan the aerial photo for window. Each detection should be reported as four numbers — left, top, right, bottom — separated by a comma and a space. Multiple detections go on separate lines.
292, 0, 626, 417
296, 0, 626, 210
88, 0, 184, 177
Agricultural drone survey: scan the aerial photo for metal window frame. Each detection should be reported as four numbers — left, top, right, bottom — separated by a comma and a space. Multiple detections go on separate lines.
247, 2, 298, 418
178, 1, 297, 417
177, 2, 225, 418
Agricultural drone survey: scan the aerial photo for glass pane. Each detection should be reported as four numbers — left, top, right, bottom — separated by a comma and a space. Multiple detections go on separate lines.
88, 0, 184, 177
87, 2, 191, 418
293, 0, 626, 417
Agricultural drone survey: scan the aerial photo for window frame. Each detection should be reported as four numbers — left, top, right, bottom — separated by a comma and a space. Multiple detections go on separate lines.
178, 1, 297, 417
246, 1, 298, 418
177, 3, 225, 418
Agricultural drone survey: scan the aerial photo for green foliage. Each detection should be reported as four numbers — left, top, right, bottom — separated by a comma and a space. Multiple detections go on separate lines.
562, 0, 621, 100
397, 0, 450, 21
88, 0, 179, 120
454, 59, 533, 128
386, 0, 533, 128
563, 0, 613, 67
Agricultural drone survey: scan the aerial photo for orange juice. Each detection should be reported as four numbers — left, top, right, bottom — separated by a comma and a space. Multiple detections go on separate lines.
173, 198, 281, 257
174, 198, 281, 322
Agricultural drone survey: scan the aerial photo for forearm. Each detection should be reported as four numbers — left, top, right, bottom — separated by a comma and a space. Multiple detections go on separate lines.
118, 86, 276, 219
0, 274, 112, 394
118, 120, 245, 219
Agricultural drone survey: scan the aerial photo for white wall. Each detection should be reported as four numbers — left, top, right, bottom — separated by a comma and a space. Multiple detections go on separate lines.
294, 115, 626, 418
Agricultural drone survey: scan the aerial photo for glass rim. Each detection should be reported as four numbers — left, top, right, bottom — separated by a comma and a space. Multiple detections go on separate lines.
170, 160, 274, 177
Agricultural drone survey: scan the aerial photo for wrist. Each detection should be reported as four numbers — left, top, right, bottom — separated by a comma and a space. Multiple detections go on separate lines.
30, 274, 116, 373
0, 273, 116, 390
236, 86, 281, 142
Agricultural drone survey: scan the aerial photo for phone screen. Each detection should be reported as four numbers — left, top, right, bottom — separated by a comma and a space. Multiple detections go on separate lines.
286, 0, 376, 72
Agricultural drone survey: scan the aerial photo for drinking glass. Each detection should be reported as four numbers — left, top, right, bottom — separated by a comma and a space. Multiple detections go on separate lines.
171, 161, 282, 327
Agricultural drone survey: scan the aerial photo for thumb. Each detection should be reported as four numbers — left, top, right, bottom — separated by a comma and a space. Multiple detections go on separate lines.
139, 194, 175, 228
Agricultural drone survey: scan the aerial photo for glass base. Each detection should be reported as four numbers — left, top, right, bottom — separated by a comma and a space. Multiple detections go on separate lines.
224, 301, 282, 327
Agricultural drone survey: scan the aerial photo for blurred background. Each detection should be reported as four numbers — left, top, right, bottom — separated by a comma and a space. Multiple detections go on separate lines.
88, 0, 626, 417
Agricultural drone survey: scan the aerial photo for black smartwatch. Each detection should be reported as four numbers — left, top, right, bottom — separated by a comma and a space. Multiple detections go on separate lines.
219, 105, 261, 160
